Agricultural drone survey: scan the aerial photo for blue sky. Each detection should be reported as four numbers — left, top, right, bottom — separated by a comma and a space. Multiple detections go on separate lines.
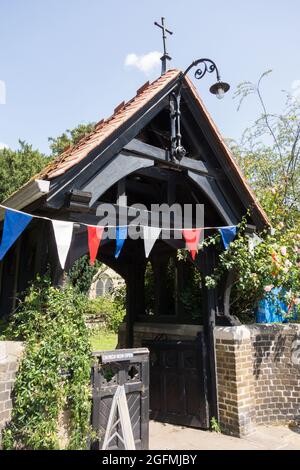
0, 0, 299, 153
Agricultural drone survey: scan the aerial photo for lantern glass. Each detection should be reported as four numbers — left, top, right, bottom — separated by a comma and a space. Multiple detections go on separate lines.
210, 81, 230, 98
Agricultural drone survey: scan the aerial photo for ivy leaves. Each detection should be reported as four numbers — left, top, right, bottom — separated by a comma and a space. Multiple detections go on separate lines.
2, 276, 92, 450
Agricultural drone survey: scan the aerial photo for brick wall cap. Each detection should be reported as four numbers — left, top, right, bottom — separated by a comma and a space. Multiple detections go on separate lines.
248, 323, 300, 336
0, 343, 6, 362
215, 323, 300, 342
215, 326, 252, 341
0, 341, 24, 363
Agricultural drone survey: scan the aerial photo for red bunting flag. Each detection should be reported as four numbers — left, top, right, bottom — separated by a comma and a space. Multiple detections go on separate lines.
88, 226, 104, 265
182, 229, 202, 260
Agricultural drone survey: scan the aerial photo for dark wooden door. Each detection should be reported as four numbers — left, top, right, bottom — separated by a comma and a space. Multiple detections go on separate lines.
144, 336, 209, 429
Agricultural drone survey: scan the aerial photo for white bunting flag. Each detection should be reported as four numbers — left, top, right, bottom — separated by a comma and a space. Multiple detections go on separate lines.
143, 226, 161, 258
52, 220, 74, 269
248, 233, 263, 255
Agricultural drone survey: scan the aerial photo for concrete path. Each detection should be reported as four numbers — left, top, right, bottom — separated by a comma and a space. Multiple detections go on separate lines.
149, 421, 300, 450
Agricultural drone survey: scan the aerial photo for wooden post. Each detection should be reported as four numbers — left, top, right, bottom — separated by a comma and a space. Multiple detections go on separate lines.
0, 241, 21, 317
197, 245, 218, 421
11, 238, 21, 314
126, 260, 145, 348
34, 220, 47, 276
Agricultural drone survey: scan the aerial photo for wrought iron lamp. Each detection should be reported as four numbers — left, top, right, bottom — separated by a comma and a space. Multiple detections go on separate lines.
170, 58, 230, 160
181, 58, 230, 99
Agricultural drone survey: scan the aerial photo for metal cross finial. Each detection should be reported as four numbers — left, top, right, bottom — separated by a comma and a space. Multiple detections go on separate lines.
154, 17, 173, 75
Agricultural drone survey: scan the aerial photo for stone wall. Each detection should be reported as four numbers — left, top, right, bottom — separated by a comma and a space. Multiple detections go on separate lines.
0, 341, 24, 440
215, 324, 300, 437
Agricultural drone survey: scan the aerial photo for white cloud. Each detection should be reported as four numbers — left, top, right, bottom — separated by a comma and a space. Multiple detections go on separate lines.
0, 80, 6, 104
124, 51, 161, 74
0, 142, 8, 150
291, 80, 300, 102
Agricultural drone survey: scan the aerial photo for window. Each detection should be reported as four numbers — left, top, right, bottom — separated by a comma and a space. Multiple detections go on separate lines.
95, 276, 114, 297
95, 279, 105, 297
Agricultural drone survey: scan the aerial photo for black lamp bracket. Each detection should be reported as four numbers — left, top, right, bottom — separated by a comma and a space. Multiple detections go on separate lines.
170, 58, 223, 161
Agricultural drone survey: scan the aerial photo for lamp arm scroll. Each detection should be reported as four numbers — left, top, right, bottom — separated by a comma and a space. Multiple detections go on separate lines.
170, 58, 229, 161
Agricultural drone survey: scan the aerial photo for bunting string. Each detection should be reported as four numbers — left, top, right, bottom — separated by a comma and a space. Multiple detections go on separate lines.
0, 204, 236, 231
0, 203, 241, 264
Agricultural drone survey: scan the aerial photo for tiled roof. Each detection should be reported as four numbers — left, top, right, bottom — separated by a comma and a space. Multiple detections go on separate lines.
38, 69, 181, 179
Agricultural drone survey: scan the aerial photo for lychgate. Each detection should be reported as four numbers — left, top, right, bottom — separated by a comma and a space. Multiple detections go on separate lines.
0, 68, 269, 429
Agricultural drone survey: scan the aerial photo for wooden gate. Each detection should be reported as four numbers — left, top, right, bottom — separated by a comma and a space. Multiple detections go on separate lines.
144, 335, 209, 429
91, 348, 149, 450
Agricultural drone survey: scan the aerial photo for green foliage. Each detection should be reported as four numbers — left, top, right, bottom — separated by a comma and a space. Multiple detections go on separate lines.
205, 218, 300, 321
48, 123, 96, 157
68, 255, 101, 295
145, 257, 203, 321
210, 416, 221, 433
214, 73, 300, 322
0, 142, 51, 202
144, 258, 176, 316
144, 262, 155, 315
178, 262, 203, 322
90, 330, 117, 351
85, 291, 126, 333
1, 276, 92, 450
0, 123, 96, 204
232, 71, 300, 224
179, 73, 300, 324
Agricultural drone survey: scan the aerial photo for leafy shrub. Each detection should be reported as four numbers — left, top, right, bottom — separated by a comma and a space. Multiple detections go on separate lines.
85, 289, 126, 333
68, 255, 101, 294
1, 276, 92, 450
204, 218, 300, 321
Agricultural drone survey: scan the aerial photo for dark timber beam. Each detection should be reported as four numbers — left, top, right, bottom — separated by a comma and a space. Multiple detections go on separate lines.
124, 138, 169, 161
124, 138, 220, 178
69, 202, 193, 229
65, 189, 92, 213
136, 166, 180, 182
83, 154, 154, 207
188, 172, 239, 225
117, 178, 126, 203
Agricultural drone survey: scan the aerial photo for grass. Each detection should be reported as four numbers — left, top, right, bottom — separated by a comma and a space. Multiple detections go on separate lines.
90, 329, 118, 351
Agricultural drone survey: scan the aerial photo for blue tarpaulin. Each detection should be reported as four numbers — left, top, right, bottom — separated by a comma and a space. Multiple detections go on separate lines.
255, 287, 298, 323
